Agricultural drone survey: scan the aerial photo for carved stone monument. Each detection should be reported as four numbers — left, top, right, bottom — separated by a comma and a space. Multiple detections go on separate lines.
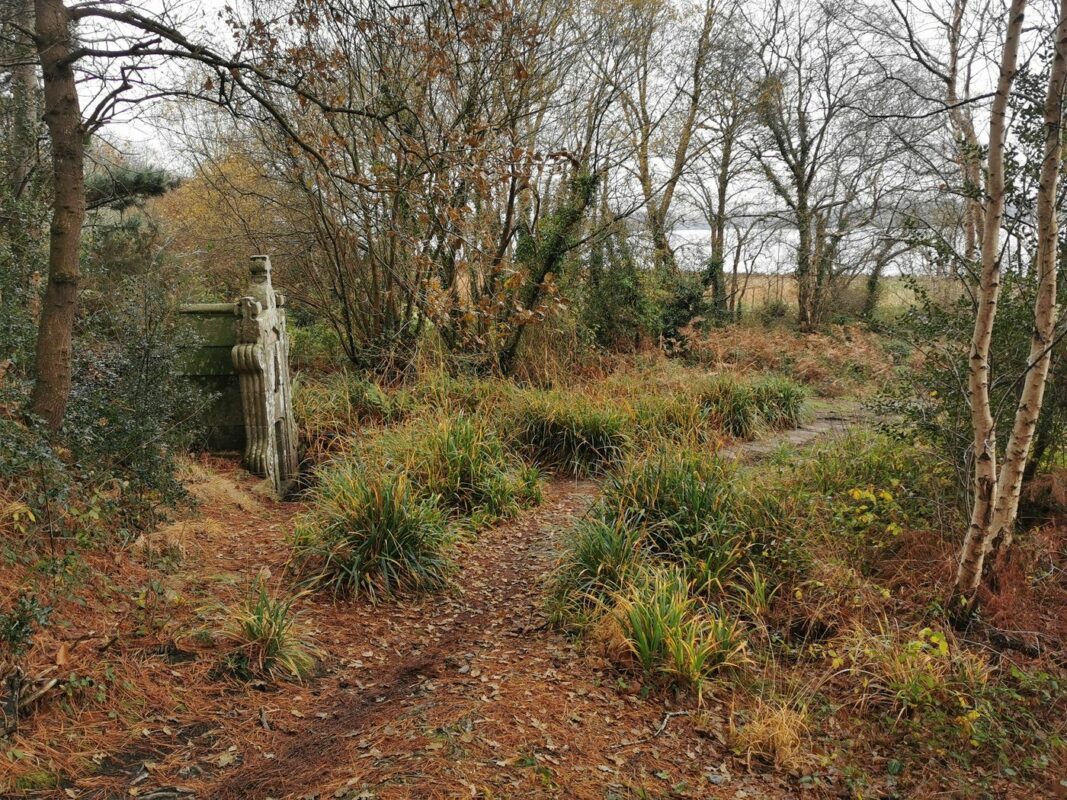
179, 256, 299, 498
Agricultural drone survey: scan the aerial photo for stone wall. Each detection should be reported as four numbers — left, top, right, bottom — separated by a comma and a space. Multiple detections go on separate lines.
178, 302, 244, 452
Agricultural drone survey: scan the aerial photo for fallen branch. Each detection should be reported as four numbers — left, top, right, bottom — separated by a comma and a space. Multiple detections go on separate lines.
612, 710, 689, 749
988, 629, 1041, 659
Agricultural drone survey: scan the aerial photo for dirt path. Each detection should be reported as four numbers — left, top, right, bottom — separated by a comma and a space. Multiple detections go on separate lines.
718, 401, 866, 461
199, 477, 762, 800
78, 408, 865, 800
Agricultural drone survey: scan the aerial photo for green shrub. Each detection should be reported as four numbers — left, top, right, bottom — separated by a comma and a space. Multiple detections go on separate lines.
289, 319, 346, 371
64, 277, 205, 533
754, 298, 790, 326
838, 623, 990, 715
220, 576, 317, 680
291, 468, 453, 600
614, 567, 745, 699
873, 271, 1067, 496
505, 390, 631, 475
789, 432, 950, 534
547, 518, 647, 630
0, 415, 71, 534
0, 593, 52, 657
402, 415, 541, 523
655, 269, 711, 352
691, 376, 763, 439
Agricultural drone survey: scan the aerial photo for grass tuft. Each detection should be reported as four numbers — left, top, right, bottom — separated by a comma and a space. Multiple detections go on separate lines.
505, 390, 631, 476
692, 375, 763, 439
836, 621, 990, 716
291, 468, 453, 600
219, 576, 317, 681
729, 698, 810, 769
596, 449, 735, 560
547, 518, 647, 630
294, 371, 410, 461
613, 567, 745, 700
402, 415, 541, 524
751, 375, 808, 429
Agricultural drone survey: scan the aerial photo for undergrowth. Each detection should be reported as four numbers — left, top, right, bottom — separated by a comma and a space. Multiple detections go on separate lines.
504, 389, 632, 476
290, 469, 454, 600
218, 575, 317, 681
545, 429, 1066, 790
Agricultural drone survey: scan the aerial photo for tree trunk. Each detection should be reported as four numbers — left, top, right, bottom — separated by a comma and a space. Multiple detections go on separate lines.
9, 0, 38, 197
498, 173, 596, 376
708, 130, 733, 320
729, 234, 743, 318
648, 209, 676, 274
952, 0, 1039, 612
863, 264, 883, 320
795, 207, 814, 331
30, 0, 86, 430
982, 0, 1067, 577
707, 219, 726, 319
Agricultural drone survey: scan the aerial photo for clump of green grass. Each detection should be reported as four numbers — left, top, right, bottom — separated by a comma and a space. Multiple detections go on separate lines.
689, 374, 807, 439
345, 414, 540, 525
220, 576, 317, 680
596, 449, 736, 559
291, 468, 453, 600
613, 567, 745, 700
691, 375, 764, 439
410, 370, 515, 415
504, 390, 631, 476
547, 518, 648, 629
629, 393, 710, 443
551, 451, 753, 633
402, 415, 541, 524
751, 375, 808, 429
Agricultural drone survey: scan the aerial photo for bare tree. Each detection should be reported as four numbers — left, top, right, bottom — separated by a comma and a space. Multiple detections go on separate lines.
684, 9, 759, 319
748, 0, 901, 330
612, 0, 718, 273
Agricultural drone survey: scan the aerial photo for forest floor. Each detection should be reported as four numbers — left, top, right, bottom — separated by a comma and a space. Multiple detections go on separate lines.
9, 407, 864, 800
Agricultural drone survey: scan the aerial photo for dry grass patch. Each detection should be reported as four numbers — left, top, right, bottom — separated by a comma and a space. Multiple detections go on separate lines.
729, 696, 811, 770
685, 323, 901, 396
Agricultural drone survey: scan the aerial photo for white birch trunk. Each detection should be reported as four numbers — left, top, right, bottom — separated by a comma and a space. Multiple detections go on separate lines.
955, 0, 1067, 605
984, 0, 1067, 568
953, 0, 1028, 602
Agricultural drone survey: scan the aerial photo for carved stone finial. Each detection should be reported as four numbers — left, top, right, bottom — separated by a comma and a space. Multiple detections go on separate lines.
247, 256, 276, 313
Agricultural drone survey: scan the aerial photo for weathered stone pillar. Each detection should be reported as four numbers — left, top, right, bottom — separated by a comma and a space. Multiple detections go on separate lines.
232, 256, 300, 498
178, 256, 299, 498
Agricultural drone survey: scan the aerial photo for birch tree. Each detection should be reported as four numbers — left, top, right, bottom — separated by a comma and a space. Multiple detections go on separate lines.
953, 0, 1067, 611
